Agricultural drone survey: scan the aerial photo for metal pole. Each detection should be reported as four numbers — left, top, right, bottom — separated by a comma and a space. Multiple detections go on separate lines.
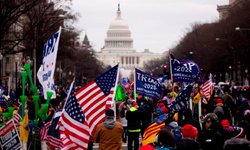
16, 62, 18, 91
169, 53, 174, 93
0, 53, 3, 85
58, 61, 62, 83
0, 60, 2, 85
33, 26, 37, 86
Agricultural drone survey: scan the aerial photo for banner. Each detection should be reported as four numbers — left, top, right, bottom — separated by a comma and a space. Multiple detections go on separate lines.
169, 84, 193, 114
37, 27, 62, 99
0, 85, 7, 109
170, 54, 200, 82
0, 119, 21, 150
135, 68, 162, 99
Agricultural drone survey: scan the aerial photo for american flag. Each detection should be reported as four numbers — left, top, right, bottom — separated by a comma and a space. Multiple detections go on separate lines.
75, 65, 119, 136
59, 82, 90, 150
13, 105, 22, 123
202, 78, 215, 99
46, 111, 63, 149
39, 116, 53, 141
169, 84, 193, 114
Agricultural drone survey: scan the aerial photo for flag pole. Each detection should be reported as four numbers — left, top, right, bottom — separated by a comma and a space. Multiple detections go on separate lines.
198, 99, 202, 129
134, 68, 136, 101
169, 54, 174, 93
58, 80, 74, 123
112, 65, 120, 121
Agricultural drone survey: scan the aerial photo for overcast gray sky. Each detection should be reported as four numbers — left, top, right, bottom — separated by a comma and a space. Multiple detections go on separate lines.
71, 0, 228, 53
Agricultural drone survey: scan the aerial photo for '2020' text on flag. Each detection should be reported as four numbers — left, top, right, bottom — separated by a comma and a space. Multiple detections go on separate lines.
37, 27, 62, 99
75, 65, 119, 136
170, 54, 200, 83
135, 68, 163, 99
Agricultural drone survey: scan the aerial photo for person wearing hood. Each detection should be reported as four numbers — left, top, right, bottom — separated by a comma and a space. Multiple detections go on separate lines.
94, 109, 123, 150
201, 113, 225, 150
165, 116, 183, 143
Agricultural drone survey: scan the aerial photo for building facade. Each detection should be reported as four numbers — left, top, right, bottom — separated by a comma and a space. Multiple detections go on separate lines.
96, 4, 162, 77
217, 0, 242, 20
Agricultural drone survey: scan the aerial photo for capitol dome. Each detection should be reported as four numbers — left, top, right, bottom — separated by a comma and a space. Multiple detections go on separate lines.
108, 5, 129, 30
102, 4, 135, 53
96, 4, 162, 77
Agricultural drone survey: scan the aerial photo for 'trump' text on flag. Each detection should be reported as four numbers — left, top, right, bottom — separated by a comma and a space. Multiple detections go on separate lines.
135, 68, 162, 99
37, 27, 62, 99
170, 54, 200, 83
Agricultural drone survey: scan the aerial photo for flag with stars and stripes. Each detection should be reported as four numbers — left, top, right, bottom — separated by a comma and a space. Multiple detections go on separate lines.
46, 111, 63, 149
75, 65, 119, 136
202, 74, 215, 99
169, 84, 193, 114
152, 84, 193, 124
58, 82, 90, 150
13, 105, 22, 123
39, 115, 53, 141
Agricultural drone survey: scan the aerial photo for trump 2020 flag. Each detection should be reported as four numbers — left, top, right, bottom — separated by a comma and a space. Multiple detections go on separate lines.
37, 27, 62, 99
135, 68, 162, 99
170, 54, 200, 83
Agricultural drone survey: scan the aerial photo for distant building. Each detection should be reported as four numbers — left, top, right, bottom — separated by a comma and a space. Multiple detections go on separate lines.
1, 16, 25, 90
217, 0, 243, 20
95, 4, 162, 77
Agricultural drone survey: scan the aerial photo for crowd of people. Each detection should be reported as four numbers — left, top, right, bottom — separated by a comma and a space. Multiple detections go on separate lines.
0, 80, 250, 150
109, 83, 250, 150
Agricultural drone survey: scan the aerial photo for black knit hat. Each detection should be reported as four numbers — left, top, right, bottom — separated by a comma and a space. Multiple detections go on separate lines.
203, 113, 219, 123
105, 109, 114, 116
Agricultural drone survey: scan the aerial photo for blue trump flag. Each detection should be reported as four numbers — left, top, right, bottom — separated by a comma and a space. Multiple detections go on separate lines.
0, 85, 7, 109
170, 54, 200, 82
153, 84, 193, 124
169, 84, 193, 114
46, 111, 62, 149
135, 68, 163, 99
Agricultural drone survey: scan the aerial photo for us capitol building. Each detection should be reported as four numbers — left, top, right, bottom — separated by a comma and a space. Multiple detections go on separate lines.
95, 4, 162, 77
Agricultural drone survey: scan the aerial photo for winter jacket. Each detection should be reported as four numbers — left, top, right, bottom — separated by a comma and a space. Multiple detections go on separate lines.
176, 138, 201, 150
94, 118, 123, 150
126, 107, 143, 132
201, 123, 225, 150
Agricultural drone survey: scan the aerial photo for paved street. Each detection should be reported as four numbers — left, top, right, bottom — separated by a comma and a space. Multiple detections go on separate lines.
93, 143, 128, 150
